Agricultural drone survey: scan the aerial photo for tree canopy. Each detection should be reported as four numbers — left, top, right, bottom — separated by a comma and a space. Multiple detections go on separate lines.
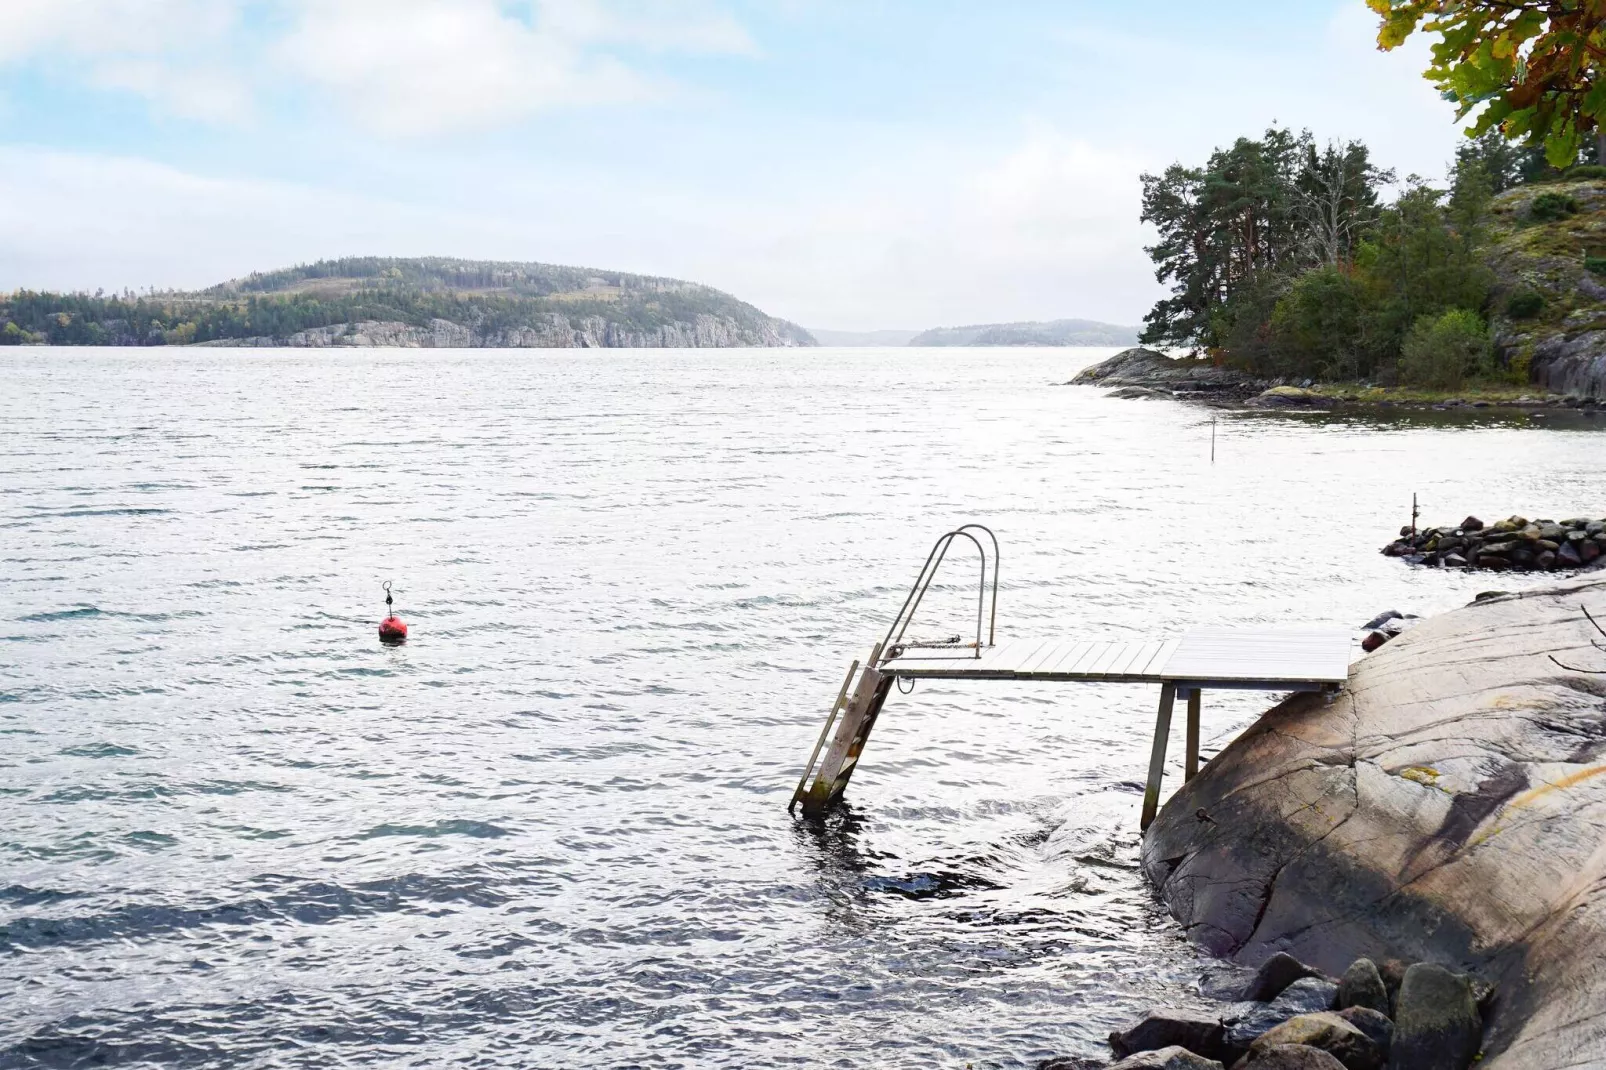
1370, 0, 1606, 166
1139, 127, 1500, 388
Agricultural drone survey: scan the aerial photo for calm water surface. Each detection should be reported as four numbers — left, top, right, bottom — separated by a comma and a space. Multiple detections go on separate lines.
3, 348, 1603, 1069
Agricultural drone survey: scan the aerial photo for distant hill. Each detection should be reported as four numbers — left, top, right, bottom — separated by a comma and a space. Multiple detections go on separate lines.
0, 256, 816, 349
807, 327, 921, 347
907, 319, 1140, 347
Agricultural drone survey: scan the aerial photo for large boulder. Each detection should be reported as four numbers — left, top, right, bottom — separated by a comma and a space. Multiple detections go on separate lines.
1248, 1012, 1383, 1070
1336, 959, 1389, 1016
1142, 577, 1606, 1069
1233, 1045, 1347, 1070
1222, 978, 1339, 1051
1243, 951, 1326, 1002
1389, 963, 1481, 1070
1108, 1045, 1224, 1070
1334, 1008, 1393, 1058
1110, 1008, 1226, 1060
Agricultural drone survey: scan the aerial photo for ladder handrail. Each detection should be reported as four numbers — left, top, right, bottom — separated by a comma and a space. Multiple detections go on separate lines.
878, 525, 998, 660
956, 523, 999, 647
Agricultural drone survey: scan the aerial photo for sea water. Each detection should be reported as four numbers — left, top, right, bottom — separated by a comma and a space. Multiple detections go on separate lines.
2, 347, 1600, 1068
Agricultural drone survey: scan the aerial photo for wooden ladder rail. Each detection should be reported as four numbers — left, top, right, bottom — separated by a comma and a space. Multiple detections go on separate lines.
795, 643, 892, 818
788, 658, 860, 813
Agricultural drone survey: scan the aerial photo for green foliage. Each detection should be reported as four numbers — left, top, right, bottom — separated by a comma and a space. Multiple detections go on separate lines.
1557, 164, 1606, 181
1398, 309, 1493, 389
1266, 267, 1374, 380
1359, 183, 1495, 354
1141, 128, 1492, 381
1455, 129, 1539, 193
1371, 1, 1606, 168
1586, 255, 1606, 275
1505, 289, 1545, 318
1140, 127, 1391, 350
1529, 191, 1580, 221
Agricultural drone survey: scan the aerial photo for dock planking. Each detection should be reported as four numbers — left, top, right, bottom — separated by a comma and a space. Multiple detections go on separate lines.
881, 628, 1351, 689
790, 526, 1357, 830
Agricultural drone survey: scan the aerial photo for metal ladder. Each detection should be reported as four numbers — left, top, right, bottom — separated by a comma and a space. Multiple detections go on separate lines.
789, 525, 998, 818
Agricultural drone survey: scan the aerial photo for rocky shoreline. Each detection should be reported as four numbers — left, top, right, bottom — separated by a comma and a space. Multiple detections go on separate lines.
1383, 514, 1606, 572
1050, 950, 1488, 1070
1070, 348, 1605, 414
1119, 578, 1606, 1070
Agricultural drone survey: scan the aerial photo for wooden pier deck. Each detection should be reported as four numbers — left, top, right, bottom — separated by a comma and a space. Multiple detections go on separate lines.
881, 628, 1352, 688
789, 526, 1357, 830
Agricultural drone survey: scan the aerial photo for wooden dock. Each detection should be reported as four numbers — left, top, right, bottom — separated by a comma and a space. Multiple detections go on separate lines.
790, 526, 1356, 829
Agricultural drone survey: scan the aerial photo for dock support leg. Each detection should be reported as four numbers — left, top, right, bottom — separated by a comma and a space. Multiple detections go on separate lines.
1141, 682, 1177, 832
1185, 689, 1201, 782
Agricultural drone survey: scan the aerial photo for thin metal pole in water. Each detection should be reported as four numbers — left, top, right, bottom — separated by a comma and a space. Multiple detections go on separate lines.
1210, 417, 1216, 463
1412, 493, 1419, 536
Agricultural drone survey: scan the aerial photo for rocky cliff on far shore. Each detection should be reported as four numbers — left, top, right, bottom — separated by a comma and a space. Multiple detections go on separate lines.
1141, 578, 1606, 1069
204, 312, 805, 349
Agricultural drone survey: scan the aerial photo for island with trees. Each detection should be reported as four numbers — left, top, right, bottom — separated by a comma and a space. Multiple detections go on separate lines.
0, 257, 816, 349
1095, 127, 1606, 404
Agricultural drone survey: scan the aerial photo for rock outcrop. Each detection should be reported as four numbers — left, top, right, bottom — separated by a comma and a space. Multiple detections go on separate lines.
1487, 180, 1606, 398
1069, 348, 1262, 397
1140, 576, 1606, 1069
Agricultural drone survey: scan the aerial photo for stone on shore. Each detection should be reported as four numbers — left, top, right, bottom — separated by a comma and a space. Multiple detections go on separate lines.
1247, 386, 1331, 408
1233, 1044, 1348, 1069
1388, 964, 1481, 1070
1223, 979, 1339, 1050
1247, 1012, 1383, 1070
1108, 1044, 1224, 1070
1334, 1008, 1393, 1058
1142, 577, 1606, 1069
1243, 952, 1326, 1002
1110, 1009, 1226, 1060
1336, 959, 1389, 1016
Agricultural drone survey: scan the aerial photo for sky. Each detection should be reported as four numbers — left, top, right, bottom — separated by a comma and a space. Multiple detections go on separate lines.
0, 0, 1466, 331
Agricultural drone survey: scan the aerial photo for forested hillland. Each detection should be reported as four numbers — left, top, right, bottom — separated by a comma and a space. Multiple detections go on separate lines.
1137, 128, 1606, 398
0, 257, 816, 349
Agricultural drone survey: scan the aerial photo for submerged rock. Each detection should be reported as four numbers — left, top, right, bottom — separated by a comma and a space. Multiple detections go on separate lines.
1142, 578, 1606, 1068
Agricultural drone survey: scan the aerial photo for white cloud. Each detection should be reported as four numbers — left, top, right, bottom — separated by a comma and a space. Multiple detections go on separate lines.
0, 0, 756, 133
275, 0, 641, 134
0, 0, 251, 121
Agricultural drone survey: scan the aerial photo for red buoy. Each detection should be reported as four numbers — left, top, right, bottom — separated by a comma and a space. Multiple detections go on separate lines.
378, 581, 408, 644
